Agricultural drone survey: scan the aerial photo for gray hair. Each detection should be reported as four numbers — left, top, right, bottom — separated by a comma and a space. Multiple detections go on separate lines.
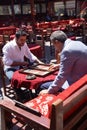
50, 30, 67, 44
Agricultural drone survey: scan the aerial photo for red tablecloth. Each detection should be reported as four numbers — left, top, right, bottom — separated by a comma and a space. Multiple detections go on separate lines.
11, 70, 58, 90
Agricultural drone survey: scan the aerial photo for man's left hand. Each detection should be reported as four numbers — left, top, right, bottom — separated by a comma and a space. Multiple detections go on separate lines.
39, 89, 49, 95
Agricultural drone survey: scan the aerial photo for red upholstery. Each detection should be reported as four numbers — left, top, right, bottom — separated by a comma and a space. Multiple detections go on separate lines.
10, 35, 15, 40
64, 96, 87, 120
34, 18, 85, 35
25, 94, 56, 118
69, 36, 76, 40
28, 44, 42, 59
24, 74, 87, 118
40, 22, 50, 29
0, 27, 16, 35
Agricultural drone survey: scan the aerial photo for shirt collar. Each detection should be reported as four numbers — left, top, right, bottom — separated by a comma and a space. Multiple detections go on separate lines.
64, 38, 71, 47
12, 38, 18, 47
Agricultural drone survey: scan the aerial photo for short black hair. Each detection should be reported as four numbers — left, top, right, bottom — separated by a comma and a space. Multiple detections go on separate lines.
15, 29, 28, 39
50, 30, 67, 44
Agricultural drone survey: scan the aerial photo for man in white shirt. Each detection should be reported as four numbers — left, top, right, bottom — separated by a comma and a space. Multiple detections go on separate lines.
2, 29, 43, 81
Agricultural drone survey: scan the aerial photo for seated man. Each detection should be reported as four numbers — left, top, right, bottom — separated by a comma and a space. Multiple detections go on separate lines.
38, 30, 87, 95
2, 29, 43, 81
2, 29, 43, 100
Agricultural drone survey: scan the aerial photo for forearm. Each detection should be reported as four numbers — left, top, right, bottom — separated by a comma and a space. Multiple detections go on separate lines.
35, 58, 44, 64
11, 61, 29, 67
48, 74, 67, 94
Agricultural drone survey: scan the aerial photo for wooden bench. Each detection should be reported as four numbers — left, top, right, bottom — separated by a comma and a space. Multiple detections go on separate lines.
0, 75, 87, 130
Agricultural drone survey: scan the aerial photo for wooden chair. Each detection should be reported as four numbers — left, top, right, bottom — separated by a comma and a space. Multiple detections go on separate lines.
0, 75, 87, 130
0, 56, 33, 103
0, 56, 16, 99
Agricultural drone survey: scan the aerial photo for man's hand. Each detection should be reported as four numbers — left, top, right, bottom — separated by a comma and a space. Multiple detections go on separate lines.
48, 63, 60, 71
39, 89, 49, 95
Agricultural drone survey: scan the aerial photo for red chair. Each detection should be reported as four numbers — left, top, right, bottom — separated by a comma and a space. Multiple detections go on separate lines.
10, 35, 15, 40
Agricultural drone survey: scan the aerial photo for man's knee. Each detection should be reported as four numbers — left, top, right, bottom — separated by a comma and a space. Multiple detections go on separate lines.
36, 81, 53, 94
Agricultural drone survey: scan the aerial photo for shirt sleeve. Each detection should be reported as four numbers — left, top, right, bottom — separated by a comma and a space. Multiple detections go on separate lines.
24, 43, 38, 62
2, 45, 13, 66
48, 51, 75, 94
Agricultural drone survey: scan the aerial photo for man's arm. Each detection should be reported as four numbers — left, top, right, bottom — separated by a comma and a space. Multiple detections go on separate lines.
34, 58, 44, 64
11, 61, 29, 67
39, 51, 75, 95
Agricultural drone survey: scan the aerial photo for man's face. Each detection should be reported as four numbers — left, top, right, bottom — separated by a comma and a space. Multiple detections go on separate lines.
53, 40, 63, 53
16, 36, 27, 47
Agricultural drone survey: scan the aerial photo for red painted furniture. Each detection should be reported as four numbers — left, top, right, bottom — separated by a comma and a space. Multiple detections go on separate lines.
28, 44, 42, 59
0, 27, 16, 35
0, 75, 87, 130
11, 70, 58, 90
24, 74, 87, 118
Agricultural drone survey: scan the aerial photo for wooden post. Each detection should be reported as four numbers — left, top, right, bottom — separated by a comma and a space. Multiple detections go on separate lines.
11, 0, 15, 21
63, 0, 67, 17
30, 0, 36, 30
75, 0, 78, 18
0, 108, 6, 130
50, 99, 63, 130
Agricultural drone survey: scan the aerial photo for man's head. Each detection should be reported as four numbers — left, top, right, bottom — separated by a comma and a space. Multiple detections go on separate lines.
50, 31, 67, 53
15, 29, 28, 47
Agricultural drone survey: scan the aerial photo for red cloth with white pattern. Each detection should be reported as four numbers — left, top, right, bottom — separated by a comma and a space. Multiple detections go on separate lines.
25, 94, 56, 118
24, 74, 87, 118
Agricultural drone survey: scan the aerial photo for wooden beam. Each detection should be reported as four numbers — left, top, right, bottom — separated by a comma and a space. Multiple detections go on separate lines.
30, 0, 36, 29
11, 0, 15, 21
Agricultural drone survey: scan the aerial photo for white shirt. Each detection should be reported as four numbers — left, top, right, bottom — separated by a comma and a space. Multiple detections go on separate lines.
2, 39, 37, 71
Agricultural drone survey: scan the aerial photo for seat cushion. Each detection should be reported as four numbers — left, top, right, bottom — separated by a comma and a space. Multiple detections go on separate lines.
25, 75, 87, 118
24, 94, 56, 118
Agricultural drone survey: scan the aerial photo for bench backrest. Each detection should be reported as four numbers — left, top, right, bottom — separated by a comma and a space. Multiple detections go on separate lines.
0, 83, 87, 130
23, 74, 87, 118
50, 84, 87, 130
0, 75, 87, 130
